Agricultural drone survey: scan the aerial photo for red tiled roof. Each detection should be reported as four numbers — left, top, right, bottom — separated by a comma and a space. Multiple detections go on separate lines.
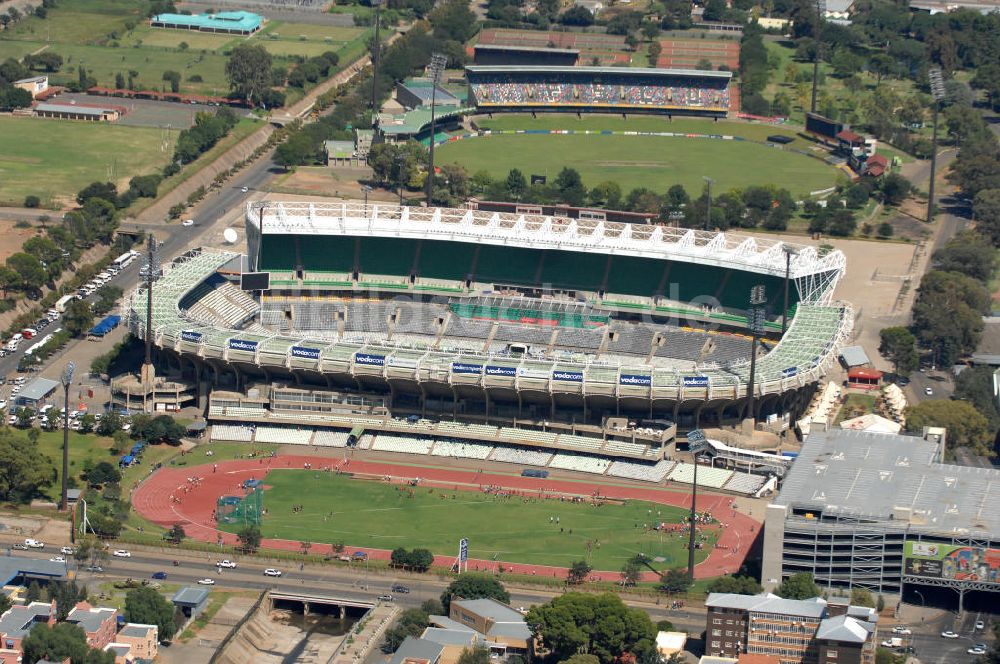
848, 367, 883, 380
836, 130, 863, 143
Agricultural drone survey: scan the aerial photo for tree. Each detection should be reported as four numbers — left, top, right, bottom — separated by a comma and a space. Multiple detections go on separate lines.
620, 557, 642, 587
383, 607, 431, 652
973, 189, 1000, 245
125, 585, 177, 641
567, 560, 592, 585
906, 400, 992, 458
63, 298, 95, 337
703, 0, 726, 21
300, 540, 312, 556
912, 271, 990, 366
440, 575, 509, 613
590, 181, 622, 209
225, 43, 273, 107
850, 588, 876, 608
6, 252, 47, 291
86, 461, 121, 486
878, 326, 919, 377
22, 622, 115, 664
96, 411, 122, 436
166, 524, 186, 544
648, 41, 662, 66
774, 572, 821, 600
76, 181, 117, 206
49, 580, 87, 620
706, 575, 763, 595
953, 365, 1000, 433
0, 86, 32, 111
658, 568, 692, 594
526, 592, 657, 664
558, 5, 593, 25
162, 70, 181, 93
457, 646, 491, 664
879, 173, 911, 206
555, 167, 587, 206
0, 592, 10, 615
0, 429, 56, 502
505, 168, 527, 201
237, 524, 262, 553
933, 232, 996, 283
561, 656, 600, 664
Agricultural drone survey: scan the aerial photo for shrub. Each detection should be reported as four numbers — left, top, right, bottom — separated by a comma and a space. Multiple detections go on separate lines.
24, 195, 40, 208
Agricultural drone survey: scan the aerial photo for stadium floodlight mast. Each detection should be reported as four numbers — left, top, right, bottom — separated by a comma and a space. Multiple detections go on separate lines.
370, 0, 382, 129
927, 67, 946, 226
746, 285, 767, 426
362, 184, 372, 211
781, 245, 800, 335
810, 0, 826, 114
141, 235, 160, 406
703, 176, 715, 231
60, 361, 75, 512
424, 52, 448, 205
686, 429, 708, 582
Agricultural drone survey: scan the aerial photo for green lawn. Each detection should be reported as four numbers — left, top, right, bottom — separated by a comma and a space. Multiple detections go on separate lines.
36, 430, 114, 502
1, 0, 147, 44
223, 470, 716, 572
0, 116, 174, 206
441, 116, 838, 196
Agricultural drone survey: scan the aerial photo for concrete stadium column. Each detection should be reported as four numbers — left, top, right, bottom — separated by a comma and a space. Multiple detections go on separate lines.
303, 601, 311, 616
340, 605, 346, 619
761, 503, 788, 592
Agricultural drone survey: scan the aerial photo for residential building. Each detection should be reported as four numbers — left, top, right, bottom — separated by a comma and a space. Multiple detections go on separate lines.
0, 600, 56, 661
704, 594, 877, 664
449, 598, 532, 658
115, 623, 158, 661
13, 75, 48, 98
66, 602, 119, 650
103, 642, 135, 664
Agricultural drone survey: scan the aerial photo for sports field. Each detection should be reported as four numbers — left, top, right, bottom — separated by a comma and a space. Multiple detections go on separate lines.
0, 116, 174, 206
220, 470, 716, 571
438, 115, 839, 196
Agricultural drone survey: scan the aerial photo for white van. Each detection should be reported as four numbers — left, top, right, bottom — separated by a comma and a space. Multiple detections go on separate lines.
40, 404, 54, 414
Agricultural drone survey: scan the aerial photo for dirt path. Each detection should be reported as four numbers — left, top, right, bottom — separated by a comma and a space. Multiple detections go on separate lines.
133, 454, 757, 581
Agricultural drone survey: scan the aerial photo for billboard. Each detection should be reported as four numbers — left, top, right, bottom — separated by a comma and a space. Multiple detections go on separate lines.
620, 374, 652, 386
683, 376, 710, 388
485, 365, 517, 377
180, 330, 202, 343
290, 346, 321, 360
228, 338, 258, 352
354, 353, 385, 366
552, 370, 584, 382
904, 541, 1000, 584
805, 112, 843, 140
452, 362, 483, 375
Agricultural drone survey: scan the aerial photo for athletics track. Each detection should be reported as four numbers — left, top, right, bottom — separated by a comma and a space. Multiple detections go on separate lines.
132, 454, 759, 582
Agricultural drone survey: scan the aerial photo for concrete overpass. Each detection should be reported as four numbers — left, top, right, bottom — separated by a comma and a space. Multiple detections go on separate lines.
269, 590, 375, 618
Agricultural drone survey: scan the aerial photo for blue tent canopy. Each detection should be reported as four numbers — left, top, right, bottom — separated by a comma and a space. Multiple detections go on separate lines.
119, 454, 135, 466
88, 314, 122, 337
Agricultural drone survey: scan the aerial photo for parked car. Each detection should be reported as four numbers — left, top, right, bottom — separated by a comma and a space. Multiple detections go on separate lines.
182, 219, 195, 227
113, 549, 131, 558
24, 539, 44, 549
975, 620, 985, 630
941, 631, 959, 639
263, 568, 282, 577
924, 387, 934, 396
968, 647, 987, 655
197, 578, 216, 585
216, 560, 237, 569
12, 543, 28, 550
60, 546, 76, 555
891, 626, 912, 635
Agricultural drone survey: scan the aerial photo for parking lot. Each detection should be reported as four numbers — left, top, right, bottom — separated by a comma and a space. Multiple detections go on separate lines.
53, 92, 221, 129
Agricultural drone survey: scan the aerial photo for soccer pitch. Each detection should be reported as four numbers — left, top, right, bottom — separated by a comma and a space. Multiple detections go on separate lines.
225, 470, 715, 571
438, 116, 839, 196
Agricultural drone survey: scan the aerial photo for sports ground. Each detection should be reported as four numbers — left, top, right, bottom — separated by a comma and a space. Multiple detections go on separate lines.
132, 453, 757, 581
438, 115, 840, 196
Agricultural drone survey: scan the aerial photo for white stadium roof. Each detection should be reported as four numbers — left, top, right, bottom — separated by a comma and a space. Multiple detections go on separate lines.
246, 202, 846, 302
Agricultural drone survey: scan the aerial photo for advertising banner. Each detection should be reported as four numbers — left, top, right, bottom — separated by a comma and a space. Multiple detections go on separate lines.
620, 374, 652, 386
451, 363, 483, 375
904, 541, 1000, 584
354, 353, 385, 366
683, 376, 710, 388
485, 365, 517, 377
180, 330, 202, 343
290, 346, 321, 360
552, 370, 584, 382
228, 338, 258, 352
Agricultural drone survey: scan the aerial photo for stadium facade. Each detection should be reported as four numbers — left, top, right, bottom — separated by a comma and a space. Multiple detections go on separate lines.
126, 201, 851, 433
761, 427, 1000, 607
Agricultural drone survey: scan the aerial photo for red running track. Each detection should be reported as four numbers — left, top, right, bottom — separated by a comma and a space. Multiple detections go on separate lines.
132, 455, 758, 581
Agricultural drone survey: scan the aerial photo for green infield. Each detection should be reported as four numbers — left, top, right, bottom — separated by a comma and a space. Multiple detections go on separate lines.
221, 470, 716, 571
0, 116, 174, 206
439, 115, 839, 196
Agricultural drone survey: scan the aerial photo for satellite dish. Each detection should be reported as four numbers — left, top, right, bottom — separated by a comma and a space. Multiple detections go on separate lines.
223, 228, 238, 244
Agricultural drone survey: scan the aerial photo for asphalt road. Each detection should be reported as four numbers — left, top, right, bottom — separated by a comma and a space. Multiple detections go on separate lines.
6, 545, 708, 632
906, 609, 993, 664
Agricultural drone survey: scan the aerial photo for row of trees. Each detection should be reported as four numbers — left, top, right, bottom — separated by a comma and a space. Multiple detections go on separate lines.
390, 547, 435, 571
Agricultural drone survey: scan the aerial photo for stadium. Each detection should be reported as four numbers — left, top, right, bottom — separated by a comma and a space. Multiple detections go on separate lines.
465, 66, 733, 116
124, 201, 848, 464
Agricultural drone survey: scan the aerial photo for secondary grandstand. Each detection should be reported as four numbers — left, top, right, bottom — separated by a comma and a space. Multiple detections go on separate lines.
466, 66, 733, 116
126, 202, 851, 444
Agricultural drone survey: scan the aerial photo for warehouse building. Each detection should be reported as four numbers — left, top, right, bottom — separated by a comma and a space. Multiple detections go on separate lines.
761, 426, 1000, 609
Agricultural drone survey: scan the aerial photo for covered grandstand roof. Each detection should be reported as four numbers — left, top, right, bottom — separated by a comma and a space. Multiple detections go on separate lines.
775, 428, 1000, 537
465, 65, 732, 80
128, 217, 853, 399
245, 202, 844, 289
473, 44, 580, 55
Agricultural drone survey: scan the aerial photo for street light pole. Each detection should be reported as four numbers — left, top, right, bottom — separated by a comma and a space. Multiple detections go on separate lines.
747, 286, 767, 426
703, 176, 715, 231
781, 245, 800, 335
370, 0, 382, 129
810, 0, 826, 114
687, 451, 699, 580
927, 67, 946, 225
424, 53, 447, 205
60, 361, 75, 512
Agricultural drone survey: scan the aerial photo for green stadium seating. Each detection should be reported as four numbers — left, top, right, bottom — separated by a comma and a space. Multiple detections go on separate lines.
300, 237, 354, 273
359, 238, 417, 277
259, 235, 297, 271
606, 256, 664, 297
474, 245, 542, 284
539, 249, 607, 291
417, 239, 476, 281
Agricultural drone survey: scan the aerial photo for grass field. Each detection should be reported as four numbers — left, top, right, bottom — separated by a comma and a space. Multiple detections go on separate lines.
0, 116, 175, 206
441, 115, 839, 196
223, 470, 716, 571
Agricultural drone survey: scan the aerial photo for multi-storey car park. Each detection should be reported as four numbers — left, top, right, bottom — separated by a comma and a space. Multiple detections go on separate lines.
121, 202, 851, 478
761, 427, 1000, 610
